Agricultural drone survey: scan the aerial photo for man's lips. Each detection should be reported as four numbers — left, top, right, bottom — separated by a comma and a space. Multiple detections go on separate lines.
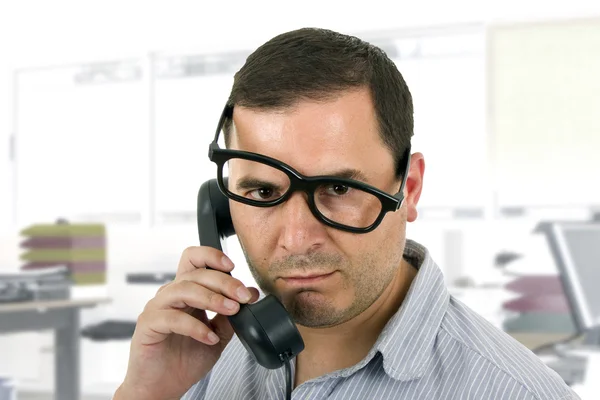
280, 271, 337, 285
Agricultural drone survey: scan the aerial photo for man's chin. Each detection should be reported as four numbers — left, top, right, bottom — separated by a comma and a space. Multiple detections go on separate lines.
282, 291, 344, 328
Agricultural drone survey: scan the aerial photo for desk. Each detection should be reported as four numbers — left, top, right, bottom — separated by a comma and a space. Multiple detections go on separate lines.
0, 298, 110, 400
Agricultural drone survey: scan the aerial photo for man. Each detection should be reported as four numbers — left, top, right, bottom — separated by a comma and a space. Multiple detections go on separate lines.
115, 28, 579, 399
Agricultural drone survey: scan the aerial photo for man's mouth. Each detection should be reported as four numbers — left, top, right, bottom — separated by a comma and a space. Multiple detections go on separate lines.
280, 271, 337, 286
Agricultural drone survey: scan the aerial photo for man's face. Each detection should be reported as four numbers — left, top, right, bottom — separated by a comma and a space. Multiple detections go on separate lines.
228, 88, 422, 328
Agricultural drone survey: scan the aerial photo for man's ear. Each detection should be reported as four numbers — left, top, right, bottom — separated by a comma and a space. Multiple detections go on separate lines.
404, 152, 425, 222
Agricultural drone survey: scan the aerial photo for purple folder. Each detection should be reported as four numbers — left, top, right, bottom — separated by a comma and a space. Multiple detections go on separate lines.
22, 261, 106, 272
21, 261, 64, 269
505, 275, 564, 295
502, 294, 570, 313
68, 261, 106, 273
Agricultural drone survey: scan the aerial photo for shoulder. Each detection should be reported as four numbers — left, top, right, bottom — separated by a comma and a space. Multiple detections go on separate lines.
436, 296, 578, 400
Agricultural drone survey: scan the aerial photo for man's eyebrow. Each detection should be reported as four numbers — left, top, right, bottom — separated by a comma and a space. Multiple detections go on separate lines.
323, 169, 370, 183
235, 177, 285, 191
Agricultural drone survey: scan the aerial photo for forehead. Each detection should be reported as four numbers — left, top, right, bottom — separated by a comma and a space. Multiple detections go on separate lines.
229, 88, 395, 180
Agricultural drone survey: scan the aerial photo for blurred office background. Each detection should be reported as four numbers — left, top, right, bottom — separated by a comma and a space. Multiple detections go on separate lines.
0, 0, 599, 399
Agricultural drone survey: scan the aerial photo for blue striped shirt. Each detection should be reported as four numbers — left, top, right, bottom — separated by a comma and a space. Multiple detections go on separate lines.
183, 240, 579, 399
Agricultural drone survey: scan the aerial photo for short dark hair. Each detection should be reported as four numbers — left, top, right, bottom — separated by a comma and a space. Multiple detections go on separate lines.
224, 27, 413, 179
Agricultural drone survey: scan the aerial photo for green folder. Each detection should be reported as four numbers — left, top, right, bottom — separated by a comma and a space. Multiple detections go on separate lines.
71, 272, 107, 285
20, 224, 105, 237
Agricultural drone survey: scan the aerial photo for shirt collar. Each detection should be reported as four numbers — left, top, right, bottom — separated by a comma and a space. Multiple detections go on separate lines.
375, 239, 450, 381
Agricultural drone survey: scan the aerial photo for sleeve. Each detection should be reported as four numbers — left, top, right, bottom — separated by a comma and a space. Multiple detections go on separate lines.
180, 371, 212, 400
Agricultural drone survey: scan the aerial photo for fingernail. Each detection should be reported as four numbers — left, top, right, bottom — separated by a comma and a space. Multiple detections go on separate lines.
224, 298, 238, 310
222, 256, 234, 269
208, 332, 220, 344
237, 286, 252, 302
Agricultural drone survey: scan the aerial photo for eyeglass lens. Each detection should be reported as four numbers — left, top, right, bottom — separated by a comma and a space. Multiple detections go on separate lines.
223, 157, 382, 229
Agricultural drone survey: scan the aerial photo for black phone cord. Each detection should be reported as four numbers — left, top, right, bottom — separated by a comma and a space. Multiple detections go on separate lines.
280, 352, 293, 400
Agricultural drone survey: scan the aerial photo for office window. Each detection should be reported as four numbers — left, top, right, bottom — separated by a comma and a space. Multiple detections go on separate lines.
489, 19, 600, 211
14, 61, 148, 226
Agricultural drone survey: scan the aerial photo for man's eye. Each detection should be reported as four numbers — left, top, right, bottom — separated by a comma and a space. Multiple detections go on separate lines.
249, 187, 276, 200
326, 184, 350, 196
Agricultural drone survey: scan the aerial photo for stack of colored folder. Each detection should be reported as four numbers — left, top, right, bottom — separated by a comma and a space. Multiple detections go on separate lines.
502, 274, 576, 334
19, 223, 107, 285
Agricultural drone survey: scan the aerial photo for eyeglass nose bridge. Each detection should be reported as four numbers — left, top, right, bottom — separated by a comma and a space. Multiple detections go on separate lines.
277, 173, 325, 218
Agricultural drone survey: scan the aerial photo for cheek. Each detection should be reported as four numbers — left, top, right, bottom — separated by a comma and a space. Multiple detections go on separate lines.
231, 205, 275, 259
384, 205, 407, 235
361, 209, 406, 259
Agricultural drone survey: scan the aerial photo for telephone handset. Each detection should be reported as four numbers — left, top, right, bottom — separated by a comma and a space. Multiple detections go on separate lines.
197, 179, 305, 370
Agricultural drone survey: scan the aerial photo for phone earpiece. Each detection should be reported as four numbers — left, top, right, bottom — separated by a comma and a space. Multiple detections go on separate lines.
197, 179, 305, 369
197, 179, 232, 251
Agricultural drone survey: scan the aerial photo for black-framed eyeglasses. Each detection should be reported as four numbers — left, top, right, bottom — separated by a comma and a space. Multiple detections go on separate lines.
208, 104, 411, 234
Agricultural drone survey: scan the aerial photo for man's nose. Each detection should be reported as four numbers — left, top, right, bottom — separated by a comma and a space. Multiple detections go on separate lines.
277, 191, 325, 255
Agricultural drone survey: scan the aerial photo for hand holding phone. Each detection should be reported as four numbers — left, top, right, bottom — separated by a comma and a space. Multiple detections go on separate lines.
115, 246, 260, 400
115, 179, 304, 400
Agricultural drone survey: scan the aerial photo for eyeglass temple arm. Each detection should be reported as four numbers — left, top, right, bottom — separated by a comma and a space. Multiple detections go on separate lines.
393, 148, 412, 207
213, 104, 234, 144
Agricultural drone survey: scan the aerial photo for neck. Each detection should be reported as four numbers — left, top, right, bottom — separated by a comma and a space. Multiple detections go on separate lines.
294, 257, 417, 387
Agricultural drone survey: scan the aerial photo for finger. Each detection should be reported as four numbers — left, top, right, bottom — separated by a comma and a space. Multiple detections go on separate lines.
247, 287, 261, 304
177, 246, 235, 276
137, 309, 224, 346
175, 269, 255, 304
209, 287, 260, 340
155, 281, 172, 294
151, 280, 243, 316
